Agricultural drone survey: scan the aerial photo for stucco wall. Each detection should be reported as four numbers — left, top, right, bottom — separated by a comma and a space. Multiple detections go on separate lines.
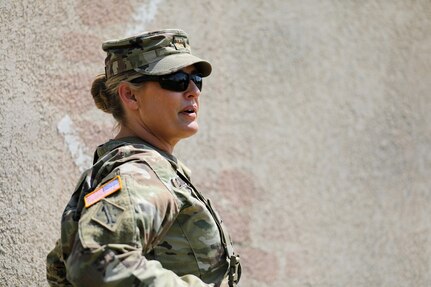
1, 0, 430, 286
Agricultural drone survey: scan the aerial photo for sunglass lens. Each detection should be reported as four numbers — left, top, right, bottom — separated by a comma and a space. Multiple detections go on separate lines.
191, 74, 203, 91
160, 72, 188, 92
159, 72, 204, 92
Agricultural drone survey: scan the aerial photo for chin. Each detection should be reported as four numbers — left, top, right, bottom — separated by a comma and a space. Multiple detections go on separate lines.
180, 123, 199, 138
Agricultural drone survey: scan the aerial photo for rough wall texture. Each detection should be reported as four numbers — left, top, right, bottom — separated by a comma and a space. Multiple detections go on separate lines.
1, 0, 430, 286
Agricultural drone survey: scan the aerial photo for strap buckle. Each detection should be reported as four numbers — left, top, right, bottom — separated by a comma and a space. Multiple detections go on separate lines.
228, 255, 241, 287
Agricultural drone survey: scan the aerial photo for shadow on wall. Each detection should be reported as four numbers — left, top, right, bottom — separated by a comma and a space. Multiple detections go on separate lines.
203, 169, 284, 284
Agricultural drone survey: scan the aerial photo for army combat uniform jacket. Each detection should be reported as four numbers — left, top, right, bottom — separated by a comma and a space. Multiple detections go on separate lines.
47, 137, 240, 287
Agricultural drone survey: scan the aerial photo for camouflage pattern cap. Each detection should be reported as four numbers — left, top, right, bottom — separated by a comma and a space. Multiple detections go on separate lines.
102, 29, 212, 79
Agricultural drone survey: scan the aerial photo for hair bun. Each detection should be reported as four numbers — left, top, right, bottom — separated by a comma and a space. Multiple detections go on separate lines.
91, 74, 111, 114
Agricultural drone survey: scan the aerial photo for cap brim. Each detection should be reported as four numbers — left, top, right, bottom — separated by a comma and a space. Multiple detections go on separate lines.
134, 53, 212, 77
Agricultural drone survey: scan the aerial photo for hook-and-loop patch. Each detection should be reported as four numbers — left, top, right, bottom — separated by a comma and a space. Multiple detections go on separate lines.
84, 176, 122, 208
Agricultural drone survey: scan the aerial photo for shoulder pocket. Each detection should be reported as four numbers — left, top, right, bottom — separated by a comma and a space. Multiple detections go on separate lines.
78, 175, 139, 249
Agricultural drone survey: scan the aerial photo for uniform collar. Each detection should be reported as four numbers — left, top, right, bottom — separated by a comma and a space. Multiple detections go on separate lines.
95, 137, 190, 176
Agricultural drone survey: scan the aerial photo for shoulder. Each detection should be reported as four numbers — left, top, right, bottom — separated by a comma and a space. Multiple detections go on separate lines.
97, 144, 173, 175
77, 147, 180, 249
59, 143, 180, 255
94, 143, 192, 210
90, 144, 178, 204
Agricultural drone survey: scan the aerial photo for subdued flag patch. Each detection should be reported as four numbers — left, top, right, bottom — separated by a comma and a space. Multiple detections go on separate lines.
84, 176, 122, 208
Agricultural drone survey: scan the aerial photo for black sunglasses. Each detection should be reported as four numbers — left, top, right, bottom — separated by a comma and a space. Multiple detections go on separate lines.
130, 71, 203, 92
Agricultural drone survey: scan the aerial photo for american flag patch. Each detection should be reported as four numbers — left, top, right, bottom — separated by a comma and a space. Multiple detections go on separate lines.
84, 176, 122, 208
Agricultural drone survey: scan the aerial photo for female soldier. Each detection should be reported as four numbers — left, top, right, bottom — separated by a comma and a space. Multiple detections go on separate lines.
46, 29, 241, 287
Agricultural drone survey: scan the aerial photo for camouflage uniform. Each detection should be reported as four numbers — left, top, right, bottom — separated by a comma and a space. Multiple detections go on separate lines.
47, 137, 240, 286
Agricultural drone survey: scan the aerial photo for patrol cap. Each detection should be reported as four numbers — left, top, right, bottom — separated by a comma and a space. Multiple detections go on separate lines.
102, 29, 212, 80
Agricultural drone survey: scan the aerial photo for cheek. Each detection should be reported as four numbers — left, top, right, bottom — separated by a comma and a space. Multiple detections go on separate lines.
158, 92, 183, 114
139, 93, 180, 121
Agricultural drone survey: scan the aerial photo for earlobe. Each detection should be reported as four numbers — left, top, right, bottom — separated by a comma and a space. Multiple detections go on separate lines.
118, 83, 139, 110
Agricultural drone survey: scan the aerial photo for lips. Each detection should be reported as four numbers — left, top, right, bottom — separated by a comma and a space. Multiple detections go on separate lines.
180, 105, 198, 116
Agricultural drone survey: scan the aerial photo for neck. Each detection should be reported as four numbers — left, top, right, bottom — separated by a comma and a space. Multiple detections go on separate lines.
114, 124, 177, 154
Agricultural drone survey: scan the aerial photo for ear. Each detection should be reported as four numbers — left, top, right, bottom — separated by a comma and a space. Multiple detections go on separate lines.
118, 83, 139, 110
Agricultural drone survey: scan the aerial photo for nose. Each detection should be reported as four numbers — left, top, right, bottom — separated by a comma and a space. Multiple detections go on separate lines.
184, 79, 200, 99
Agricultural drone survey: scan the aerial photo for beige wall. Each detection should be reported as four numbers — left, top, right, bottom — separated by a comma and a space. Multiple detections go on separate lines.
1, 0, 430, 286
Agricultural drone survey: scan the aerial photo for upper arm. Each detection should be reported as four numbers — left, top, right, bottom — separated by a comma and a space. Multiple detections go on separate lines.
78, 160, 180, 250
64, 161, 215, 286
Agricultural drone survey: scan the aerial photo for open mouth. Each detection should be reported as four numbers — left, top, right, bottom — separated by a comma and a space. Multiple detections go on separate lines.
180, 106, 197, 116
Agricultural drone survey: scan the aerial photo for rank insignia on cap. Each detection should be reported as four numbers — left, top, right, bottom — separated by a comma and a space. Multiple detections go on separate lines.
84, 176, 122, 208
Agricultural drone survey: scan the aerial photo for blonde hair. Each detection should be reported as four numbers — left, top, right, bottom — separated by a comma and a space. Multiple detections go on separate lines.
91, 72, 145, 123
